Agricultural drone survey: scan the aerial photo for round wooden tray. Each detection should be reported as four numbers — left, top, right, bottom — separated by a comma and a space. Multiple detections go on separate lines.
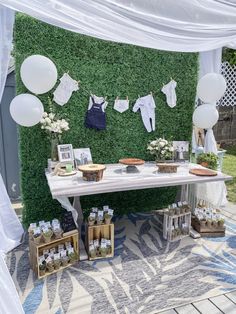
119, 158, 145, 166
78, 164, 106, 172
58, 171, 77, 177
189, 168, 217, 176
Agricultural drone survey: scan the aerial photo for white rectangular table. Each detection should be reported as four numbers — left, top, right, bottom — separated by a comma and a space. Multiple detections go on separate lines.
46, 162, 232, 259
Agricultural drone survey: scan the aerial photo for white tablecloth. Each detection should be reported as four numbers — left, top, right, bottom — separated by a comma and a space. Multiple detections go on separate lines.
0, 174, 23, 253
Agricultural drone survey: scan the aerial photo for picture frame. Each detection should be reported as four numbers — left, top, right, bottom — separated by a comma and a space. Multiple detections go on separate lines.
57, 144, 74, 163
73, 148, 93, 167
173, 141, 189, 162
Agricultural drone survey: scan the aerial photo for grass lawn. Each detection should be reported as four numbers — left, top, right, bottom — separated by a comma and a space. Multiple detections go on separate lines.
222, 146, 236, 203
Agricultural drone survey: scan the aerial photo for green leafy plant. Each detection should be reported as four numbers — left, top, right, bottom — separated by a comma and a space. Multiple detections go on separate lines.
196, 153, 218, 170
147, 138, 174, 161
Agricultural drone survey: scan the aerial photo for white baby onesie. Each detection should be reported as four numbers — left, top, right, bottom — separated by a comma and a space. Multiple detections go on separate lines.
161, 79, 177, 108
53, 73, 79, 106
133, 94, 156, 132
88, 95, 108, 112
114, 99, 129, 113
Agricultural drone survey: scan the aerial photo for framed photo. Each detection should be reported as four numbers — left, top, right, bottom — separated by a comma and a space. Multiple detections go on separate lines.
73, 148, 93, 167
57, 144, 74, 163
173, 141, 189, 162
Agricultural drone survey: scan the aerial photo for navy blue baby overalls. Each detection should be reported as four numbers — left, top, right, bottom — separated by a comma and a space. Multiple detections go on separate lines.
85, 96, 106, 130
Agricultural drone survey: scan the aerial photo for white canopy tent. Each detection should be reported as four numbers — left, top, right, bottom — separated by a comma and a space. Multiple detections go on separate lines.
0, 2, 236, 312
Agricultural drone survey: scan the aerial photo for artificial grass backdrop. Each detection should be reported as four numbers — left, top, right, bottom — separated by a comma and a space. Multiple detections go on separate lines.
14, 14, 198, 225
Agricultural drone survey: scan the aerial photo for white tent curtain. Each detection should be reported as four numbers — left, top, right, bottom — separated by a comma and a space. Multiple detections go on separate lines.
0, 5, 14, 103
2, 0, 236, 52
0, 252, 24, 314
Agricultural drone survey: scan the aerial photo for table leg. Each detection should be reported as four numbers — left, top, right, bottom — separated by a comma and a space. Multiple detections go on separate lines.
56, 196, 88, 261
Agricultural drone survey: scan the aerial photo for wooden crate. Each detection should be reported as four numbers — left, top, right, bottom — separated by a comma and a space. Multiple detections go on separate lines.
29, 229, 79, 279
192, 218, 225, 237
85, 223, 114, 260
163, 212, 191, 242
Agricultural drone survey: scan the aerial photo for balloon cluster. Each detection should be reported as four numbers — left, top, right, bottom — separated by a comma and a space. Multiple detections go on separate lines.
10, 55, 58, 127
193, 73, 227, 129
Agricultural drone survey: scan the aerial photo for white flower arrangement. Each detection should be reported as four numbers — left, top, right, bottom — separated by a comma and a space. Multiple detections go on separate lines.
40, 112, 69, 134
147, 138, 174, 161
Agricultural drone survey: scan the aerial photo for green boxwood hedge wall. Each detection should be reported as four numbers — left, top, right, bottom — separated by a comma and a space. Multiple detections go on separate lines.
14, 14, 198, 226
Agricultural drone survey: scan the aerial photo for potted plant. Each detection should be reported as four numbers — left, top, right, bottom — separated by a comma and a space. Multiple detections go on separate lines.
200, 219, 207, 227
147, 138, 174, 163
42, 229, 53, 243
99, 247, 107, 258
61, 256, 69, 267
68, 251, 78, 263
39, 262, 46, 276
89, 246, 96, 259
212, 220, 218, 228
53, 227, 63, 239
196, 153, 218, 170
46, 260, 54, 273
218, 218, 225, 227
33, 231, 42, 245
207, 219, 213, 228
54, 259, 61, 270
88, 216, 95, 226
104, 213, 112, 224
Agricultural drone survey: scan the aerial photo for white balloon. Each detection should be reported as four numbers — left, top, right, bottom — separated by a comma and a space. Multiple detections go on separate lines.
197, 73, 226, 103
10, 94, 44, 127
20, 55, 58, 94
192, 104, 219, 129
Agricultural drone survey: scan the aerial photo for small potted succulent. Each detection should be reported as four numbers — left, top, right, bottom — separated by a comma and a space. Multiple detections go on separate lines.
200, 219, 207, 227
89, 248, 96, 259
54, 259, 61, 270
68, 251, 78, 263
96, 216, 103, 225
99, 247, 107, 258
46, 260, 54, 273
218, 218, 225, 227
42, 229, 53, 243
33, 231, 42, 245
207, 219, 212, 228
53, 227, 63, 239
88, 216, 95, 226
61, 255, 69, 267
212, 220, 218, 228
196, 153, 218, 170
39, 262, 46, 276
104, 213, 112, 225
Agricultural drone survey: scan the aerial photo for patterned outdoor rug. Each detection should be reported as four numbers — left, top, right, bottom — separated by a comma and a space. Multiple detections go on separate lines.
6, 213, 236, 314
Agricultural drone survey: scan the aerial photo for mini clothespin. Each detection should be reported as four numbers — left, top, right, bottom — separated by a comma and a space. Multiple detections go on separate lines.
150, 91, 153, 96
105, 96, 107, 101
126, 96, 129, 101
67, 70, 69, 74
77, 80, 80, 84
116, 96, 119, 101
138, 94, 140, 98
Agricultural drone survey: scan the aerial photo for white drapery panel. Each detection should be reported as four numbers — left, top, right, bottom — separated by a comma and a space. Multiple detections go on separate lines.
0, 174, 24, 253
0, 5, 14, 103
2, 0, 236, 52
0, 252, 24, 314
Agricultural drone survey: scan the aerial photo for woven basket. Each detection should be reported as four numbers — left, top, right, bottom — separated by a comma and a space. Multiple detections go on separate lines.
156, 163, 179, 173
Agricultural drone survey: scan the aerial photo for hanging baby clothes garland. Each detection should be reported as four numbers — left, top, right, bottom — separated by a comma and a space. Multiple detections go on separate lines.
133, 93, 156, 132
53, 73, 79, 106
161, 79, 177, 108
85, 94, 108, 130
114, 97, 129, 113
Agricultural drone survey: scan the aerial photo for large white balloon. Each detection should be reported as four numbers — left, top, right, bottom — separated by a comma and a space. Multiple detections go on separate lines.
10, 94, 44, 127
197, 73, 226, 103
192, 104, 219, 129
20, 55, 58, 94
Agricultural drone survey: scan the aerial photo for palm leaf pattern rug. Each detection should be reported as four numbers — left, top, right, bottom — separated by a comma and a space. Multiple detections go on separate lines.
6, 213, 236, 314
